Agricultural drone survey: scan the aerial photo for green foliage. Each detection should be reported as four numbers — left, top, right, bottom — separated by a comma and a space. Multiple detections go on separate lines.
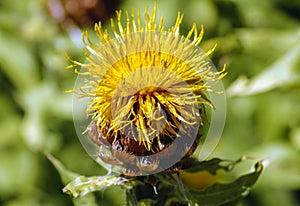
51, 155, 262, 206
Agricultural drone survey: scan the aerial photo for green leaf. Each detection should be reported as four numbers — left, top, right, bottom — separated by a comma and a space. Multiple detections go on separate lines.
47, 153, 79, 184
63, 175, 133, 198
0, 32, 39, 90
183, 156, 248, 174
227, 42, 300, 96
189, 161, 263, 206
47, 154, 99, 206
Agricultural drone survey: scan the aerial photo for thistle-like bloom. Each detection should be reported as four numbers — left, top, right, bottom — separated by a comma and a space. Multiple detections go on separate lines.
69, 4, 225, 176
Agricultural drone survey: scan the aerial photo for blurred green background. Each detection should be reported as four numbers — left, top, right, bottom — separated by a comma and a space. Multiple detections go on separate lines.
0, 0, 299, 205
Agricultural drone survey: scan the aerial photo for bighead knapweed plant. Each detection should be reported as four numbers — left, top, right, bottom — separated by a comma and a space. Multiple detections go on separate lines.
71, 3, 227, 176
50, 3, 263, 206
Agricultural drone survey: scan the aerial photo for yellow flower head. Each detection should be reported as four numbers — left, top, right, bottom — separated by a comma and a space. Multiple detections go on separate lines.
69, 3, 226, 175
